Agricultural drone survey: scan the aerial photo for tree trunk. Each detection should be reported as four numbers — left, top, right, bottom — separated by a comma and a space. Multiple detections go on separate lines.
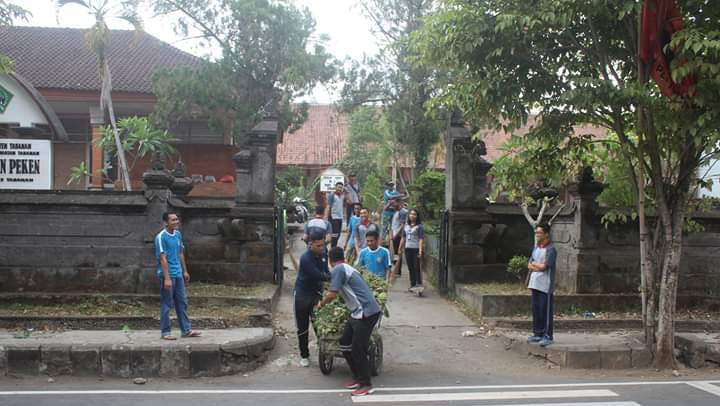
107, 98, 132, 192
654, 223, 682, 368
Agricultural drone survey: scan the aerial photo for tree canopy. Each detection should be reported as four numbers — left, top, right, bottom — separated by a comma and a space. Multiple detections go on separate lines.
151, 0, 337, 141
340, 0, 443, 174
0, 1, 29, 73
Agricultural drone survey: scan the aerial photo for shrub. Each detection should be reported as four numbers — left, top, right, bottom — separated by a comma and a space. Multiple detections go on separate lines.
408, 170, 445, 220
506, 255, 529, 281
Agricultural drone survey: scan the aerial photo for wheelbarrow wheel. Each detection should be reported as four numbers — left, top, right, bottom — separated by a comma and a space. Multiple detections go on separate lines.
318, 341, 334, 375
369, 334, 383, 376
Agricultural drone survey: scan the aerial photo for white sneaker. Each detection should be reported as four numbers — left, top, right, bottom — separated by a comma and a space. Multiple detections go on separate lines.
300, 357, 310, 367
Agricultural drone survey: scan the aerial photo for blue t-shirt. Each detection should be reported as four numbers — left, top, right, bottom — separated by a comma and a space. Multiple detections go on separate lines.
347, 215, 360, 249
330, 263, 382, 319
355, 246, 391, 278
155, 229, 184, 278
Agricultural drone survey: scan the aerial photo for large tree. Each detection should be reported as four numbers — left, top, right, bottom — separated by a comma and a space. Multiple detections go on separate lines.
340, 0, 443, 175
0, 1, 29, 73
415, 0, 720, 368
56, 0, 144, 191
151, 0, 336, 141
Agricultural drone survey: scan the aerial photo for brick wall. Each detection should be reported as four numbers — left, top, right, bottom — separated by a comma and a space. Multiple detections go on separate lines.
129, 144, 239, 182
53, 142, 87, 190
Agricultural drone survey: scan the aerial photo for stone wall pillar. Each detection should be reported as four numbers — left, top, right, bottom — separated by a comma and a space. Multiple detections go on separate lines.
220, 110, 282, 283
444, 112, 494, 291
142, 153, 174, 240
561, 167, 605, 293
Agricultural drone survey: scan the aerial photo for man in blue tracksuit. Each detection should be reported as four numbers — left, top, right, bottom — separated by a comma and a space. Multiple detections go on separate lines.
154, 212, 201, 340
527, 223, 557, 347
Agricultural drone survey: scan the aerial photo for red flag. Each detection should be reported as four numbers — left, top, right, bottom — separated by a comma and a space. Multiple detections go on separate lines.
639, 0, 694, 97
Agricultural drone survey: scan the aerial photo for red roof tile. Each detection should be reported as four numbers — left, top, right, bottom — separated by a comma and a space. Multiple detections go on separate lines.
0, 26, 200, 94
276, 105, 347, 167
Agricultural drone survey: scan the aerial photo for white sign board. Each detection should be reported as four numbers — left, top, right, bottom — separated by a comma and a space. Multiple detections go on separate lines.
320, 168, 345, 192
0, 138, 52, 190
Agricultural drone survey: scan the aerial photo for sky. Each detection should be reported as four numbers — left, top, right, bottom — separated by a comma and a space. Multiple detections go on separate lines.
12, 0, 379, 103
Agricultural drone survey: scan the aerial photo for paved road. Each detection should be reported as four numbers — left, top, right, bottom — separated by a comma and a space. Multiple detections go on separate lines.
1, 379, 720, 405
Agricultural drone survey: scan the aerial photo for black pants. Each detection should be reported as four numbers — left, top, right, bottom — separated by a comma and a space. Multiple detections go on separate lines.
392, 234, 403, 275
405, 248, 422, 287
339, 312, 380, 387
329, 218, 342, 248
531, 289, 554, 340
294, 292, 320, 358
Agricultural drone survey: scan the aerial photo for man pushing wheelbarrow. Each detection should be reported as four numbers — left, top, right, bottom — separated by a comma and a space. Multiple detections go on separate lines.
317, 246, 384, 397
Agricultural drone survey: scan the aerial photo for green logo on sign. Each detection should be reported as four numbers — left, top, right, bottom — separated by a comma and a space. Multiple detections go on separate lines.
0, 85, 13, 113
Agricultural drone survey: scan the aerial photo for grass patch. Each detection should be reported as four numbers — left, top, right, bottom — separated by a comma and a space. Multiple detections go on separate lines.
466, 282, 530, 295
0, 299, 260, 322
186, 283, 270, 297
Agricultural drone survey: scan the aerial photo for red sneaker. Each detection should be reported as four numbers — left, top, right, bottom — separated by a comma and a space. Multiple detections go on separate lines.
351, 386, 374, 396
344, 380, 360, 389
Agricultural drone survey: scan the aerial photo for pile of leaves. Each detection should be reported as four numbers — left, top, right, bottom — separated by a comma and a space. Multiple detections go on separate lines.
314, 269, 389, 338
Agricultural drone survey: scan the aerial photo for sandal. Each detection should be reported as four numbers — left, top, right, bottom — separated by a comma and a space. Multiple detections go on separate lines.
182, 330, 202, 338
161, 335, 177, 341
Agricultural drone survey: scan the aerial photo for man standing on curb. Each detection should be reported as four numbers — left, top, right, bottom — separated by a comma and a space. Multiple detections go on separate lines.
155, 212, 201, 340
318, 247, 381, 397
326, 181, 346, 248
527, 223, 557, 347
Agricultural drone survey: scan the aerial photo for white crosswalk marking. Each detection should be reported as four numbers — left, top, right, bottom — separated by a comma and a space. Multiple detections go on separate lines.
351, 389, 619, 403
687, 382, 720, 398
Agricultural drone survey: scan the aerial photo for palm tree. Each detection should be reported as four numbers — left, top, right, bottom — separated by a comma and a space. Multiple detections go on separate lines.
56, 0, 144, 191
0, 1, 30, 73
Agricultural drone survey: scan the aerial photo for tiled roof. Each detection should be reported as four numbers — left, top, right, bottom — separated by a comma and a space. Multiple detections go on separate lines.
276, 107, 608, 169
276, 105, 347, 167
0, 26, 200, 93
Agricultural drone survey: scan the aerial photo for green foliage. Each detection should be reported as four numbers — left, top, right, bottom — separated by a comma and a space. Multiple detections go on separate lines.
98, 116, 176, 173
408, 170, 445, 220
0, 0, 29, 73
67, 161, 90, 185
314, 270, 388, 337
337, 106, 392, 183
152, 0, 337, 140
360, 173, 384, 214
275, 166, 319, 208
340, 0, 443, 173
506, 255, 529, 282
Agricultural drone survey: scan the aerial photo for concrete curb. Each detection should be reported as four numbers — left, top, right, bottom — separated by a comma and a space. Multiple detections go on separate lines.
506, 337, 652, 369
0, 328, 275, 377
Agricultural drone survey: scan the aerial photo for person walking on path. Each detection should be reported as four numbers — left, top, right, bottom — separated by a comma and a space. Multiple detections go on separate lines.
344, 204, 362, 263
355, 230, 392, 283
294, 233, 331, 367
303, 206, 332, 246
318, 247, 382, 397
389, 198, 408, 277
326, 182, 346, 248
154, 212, 201, 340
354, 208, 379, 258
399, 208, 425, 292
527, 223, 557, 347
381, 182, 400, 243
345, 174, 362, 228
